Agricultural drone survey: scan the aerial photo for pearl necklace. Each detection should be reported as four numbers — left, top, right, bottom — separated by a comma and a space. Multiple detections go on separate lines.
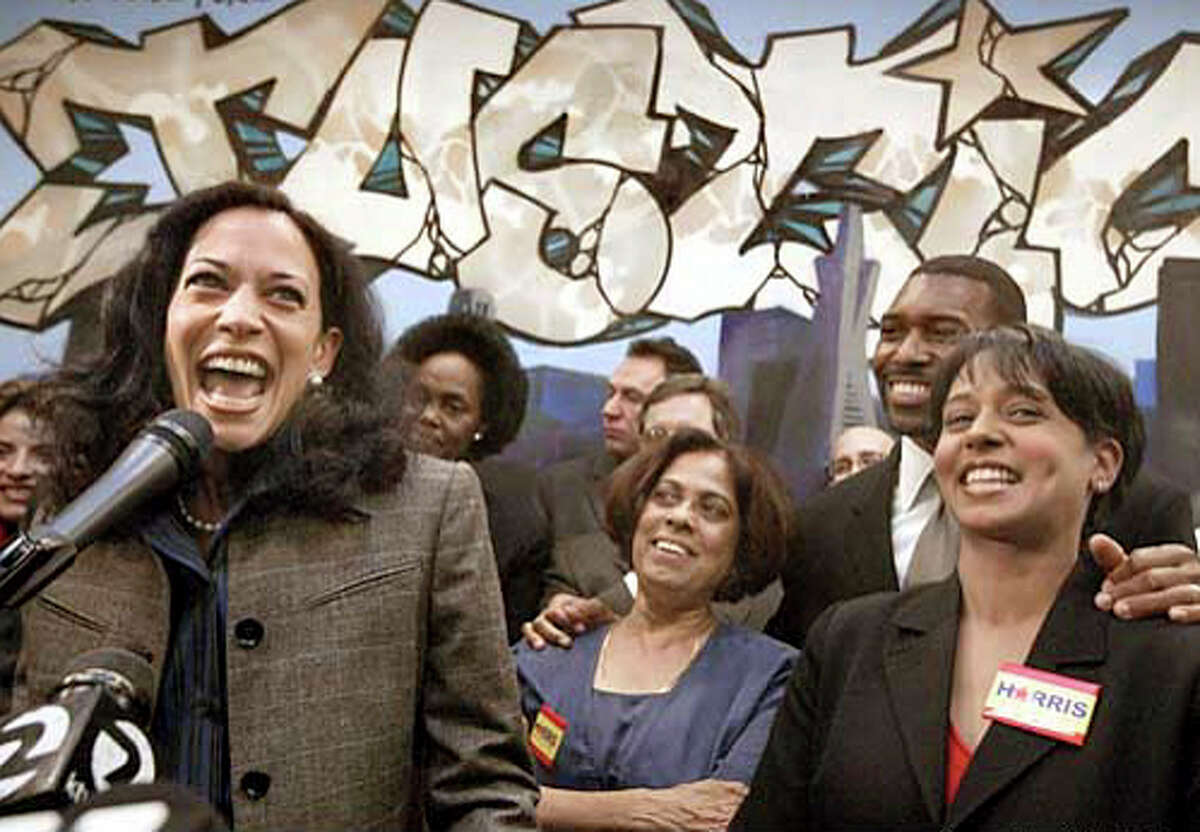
176, 493, 220, 534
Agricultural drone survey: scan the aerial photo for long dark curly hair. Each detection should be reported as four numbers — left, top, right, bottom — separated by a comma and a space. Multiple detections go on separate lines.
42, 181, 408, 521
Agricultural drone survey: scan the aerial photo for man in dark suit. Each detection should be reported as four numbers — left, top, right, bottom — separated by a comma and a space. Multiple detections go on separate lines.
767, 255, 1198, 647
536, 337, 703, 544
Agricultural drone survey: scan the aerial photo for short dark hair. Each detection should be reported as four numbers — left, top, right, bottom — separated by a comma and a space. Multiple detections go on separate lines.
605, 429, 792, 603
911, 255, 1027, 326
639, 374, 741, 441
626, 337, 703, 377
41, 181, 406, 518
383, 313, 528, 458
929, 324, 1143, 535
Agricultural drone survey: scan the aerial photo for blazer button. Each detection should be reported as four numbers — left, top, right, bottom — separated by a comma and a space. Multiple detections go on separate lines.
240, 770, 271, 800
234, 618, 264, 649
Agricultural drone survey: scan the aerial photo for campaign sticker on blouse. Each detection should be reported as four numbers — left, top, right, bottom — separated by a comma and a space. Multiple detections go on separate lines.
982, 662, 1101, 746
529, 703, 567, 768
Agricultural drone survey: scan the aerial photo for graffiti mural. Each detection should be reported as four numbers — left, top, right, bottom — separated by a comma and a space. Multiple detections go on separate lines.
1, 0, 1196, 342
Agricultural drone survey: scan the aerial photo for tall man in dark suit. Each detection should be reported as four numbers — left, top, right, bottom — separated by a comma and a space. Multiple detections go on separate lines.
767, 255, 1199, 647
536, 337, 702, 543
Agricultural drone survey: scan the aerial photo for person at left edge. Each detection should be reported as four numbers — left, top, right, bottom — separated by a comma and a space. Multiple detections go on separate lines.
14, 182, 538, 830
0, 380, 54, 547
383, 312, 548, 643
0, 379, 56, 715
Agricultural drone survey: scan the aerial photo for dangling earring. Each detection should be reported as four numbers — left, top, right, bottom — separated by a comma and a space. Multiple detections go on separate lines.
307, 370, 324, 388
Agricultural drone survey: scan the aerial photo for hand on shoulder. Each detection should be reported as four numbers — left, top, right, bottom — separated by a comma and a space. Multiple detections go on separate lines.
1090, 533, 1200, 623
521, 593, 617, 649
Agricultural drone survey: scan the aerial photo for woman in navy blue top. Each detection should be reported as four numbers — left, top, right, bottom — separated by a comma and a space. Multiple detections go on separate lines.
514, 429, 796, 830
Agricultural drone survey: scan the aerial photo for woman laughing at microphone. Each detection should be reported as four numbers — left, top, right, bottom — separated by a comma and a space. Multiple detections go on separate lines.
15, 182, 537, 830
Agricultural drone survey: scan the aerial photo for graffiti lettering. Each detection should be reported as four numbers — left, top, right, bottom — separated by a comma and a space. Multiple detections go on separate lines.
0, 0, 1196, 341
398, 1, 520, 255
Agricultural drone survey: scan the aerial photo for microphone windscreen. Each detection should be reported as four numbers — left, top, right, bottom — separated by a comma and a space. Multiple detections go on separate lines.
61, 648, 155, 715
147, 411, 213, 473
60, 783, 230, 831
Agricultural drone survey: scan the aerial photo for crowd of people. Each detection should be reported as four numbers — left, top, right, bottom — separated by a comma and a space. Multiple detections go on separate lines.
1, 179, 1198, 831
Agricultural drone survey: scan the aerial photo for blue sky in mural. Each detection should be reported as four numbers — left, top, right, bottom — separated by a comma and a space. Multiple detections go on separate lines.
0, 0, 1194, 380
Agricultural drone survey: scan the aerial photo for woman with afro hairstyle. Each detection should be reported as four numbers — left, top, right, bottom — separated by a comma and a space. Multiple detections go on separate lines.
384, 313, 547, 642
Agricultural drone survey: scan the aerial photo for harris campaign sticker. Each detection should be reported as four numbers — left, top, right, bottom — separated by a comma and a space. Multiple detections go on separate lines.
529, 703, 567, 768
983, 662, 1100, 746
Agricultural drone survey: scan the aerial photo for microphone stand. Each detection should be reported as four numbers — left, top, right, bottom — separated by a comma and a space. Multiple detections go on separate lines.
0, 528, 79, 609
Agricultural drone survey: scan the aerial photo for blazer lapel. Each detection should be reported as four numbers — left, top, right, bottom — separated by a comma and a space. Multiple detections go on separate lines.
848, 445, 901, 592
587, 452, 615, 529
883, 576, 961, 823
947, 558, 1108, 826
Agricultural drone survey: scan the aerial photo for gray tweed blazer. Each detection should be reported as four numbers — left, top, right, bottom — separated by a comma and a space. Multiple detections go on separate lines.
14, 453, 537, 831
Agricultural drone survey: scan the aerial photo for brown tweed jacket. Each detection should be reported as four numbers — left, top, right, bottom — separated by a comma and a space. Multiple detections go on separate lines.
14, 454, 538, 831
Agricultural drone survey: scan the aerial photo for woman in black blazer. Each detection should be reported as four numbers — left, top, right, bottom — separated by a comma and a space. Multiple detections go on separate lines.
733, 325, 1200, 831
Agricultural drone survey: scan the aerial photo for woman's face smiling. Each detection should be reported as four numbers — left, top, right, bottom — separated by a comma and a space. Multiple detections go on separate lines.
0, 408, 51, 527
631, 450, 740, 605
933, 357, 1121, 547
164, 206, 342, 455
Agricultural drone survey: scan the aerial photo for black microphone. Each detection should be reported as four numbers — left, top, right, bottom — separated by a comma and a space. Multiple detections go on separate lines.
0, 410, 213, 608
0, 649, 157, 816
27, 409, 212, 551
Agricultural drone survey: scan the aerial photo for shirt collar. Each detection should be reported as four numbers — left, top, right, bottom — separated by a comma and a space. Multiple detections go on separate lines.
896, 435, 936, 513
142, 507, 212, 582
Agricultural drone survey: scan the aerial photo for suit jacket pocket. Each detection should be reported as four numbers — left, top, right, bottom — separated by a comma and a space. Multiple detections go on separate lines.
268, 560, 425, 664
34, 593, 111, 635
301, 560, 422, 610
